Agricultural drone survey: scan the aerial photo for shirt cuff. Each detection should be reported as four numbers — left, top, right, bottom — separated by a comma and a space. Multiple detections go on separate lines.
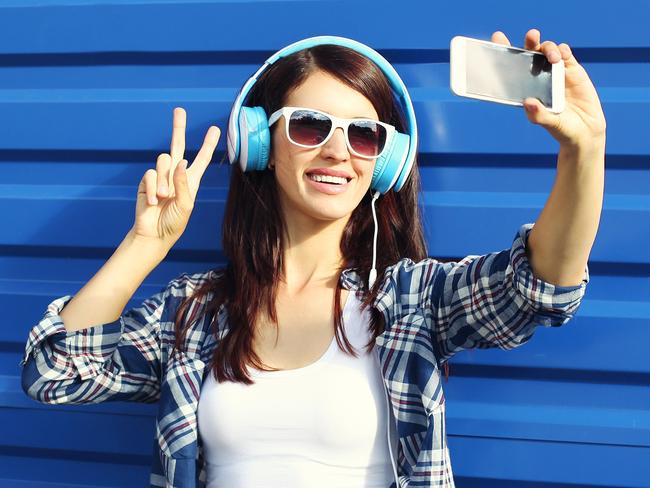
510, 223, 590, 326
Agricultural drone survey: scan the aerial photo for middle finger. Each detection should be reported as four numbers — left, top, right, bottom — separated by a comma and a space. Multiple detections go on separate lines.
540, 40, 562, 63
169, 107, 187, 191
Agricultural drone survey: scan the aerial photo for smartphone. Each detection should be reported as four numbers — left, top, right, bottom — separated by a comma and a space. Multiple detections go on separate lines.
450, 35, 565, 113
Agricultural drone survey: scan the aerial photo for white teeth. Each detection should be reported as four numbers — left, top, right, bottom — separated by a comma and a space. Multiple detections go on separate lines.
308, 174, 348, 185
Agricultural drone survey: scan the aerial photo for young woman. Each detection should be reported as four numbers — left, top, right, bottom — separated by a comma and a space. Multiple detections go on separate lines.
21, 30, 604, 488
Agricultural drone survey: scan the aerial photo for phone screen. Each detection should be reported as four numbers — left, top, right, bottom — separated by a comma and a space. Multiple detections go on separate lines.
466, 42, 553, 107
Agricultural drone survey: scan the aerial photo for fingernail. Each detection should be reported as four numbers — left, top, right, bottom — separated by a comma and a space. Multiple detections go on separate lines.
159, 184, 168, 195
149, 196, 158, 205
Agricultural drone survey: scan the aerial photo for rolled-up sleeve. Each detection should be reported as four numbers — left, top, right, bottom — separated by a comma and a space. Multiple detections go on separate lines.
20, 273, 191, 405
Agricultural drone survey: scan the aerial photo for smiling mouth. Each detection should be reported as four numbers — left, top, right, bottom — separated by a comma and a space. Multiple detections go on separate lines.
306, 173, 351, 185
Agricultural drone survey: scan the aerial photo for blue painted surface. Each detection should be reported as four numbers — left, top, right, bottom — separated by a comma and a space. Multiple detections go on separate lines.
2, 1, 649, 487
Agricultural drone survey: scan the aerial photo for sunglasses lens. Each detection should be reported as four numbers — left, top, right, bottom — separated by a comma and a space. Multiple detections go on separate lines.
348, 121, 387, 157
288, 110, 332, 146
286, 109, 388, 158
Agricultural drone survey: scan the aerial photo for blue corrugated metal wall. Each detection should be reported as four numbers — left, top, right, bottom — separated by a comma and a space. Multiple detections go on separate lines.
2, 1, 649, 486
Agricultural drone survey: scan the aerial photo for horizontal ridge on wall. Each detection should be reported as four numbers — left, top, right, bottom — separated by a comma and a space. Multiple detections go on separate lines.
1, 188, 647, 261
0, 99, 644, 153
1, 1, 650, 53
3, 47, 649, 67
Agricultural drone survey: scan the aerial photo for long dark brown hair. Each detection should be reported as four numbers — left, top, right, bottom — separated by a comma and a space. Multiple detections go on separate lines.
172, 44, 448, 384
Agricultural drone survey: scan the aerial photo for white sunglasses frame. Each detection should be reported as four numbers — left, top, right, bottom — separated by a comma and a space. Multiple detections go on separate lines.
267, 106, 395, 159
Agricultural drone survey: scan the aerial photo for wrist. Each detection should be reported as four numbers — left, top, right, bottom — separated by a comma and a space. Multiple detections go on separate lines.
559, 134, 606, 161
560, 133, 606, 154
122, 228, 171, 264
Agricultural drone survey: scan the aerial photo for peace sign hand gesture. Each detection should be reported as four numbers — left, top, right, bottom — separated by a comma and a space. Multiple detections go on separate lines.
132, 107, 221, 250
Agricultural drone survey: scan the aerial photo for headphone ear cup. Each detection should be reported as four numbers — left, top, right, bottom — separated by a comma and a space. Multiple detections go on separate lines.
238, 106, 270, 172
371, 132, 410, 194
392, 136, 416, 192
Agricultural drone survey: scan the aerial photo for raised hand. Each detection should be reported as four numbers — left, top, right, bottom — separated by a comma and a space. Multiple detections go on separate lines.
491, 29, 606, 149
133, 107, 221, 248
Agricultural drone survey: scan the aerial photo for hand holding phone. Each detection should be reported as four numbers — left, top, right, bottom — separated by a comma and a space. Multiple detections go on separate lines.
450, 29, 606, 156
450, 35, 565, 113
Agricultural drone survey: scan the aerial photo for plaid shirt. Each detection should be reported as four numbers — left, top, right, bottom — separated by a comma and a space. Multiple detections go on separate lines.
20, 223, 589, 487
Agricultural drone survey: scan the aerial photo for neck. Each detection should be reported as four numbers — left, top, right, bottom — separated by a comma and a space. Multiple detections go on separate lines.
280, 211, 350, 294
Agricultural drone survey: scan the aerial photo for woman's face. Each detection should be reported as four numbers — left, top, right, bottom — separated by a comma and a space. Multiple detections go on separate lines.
269, 69, 378, 226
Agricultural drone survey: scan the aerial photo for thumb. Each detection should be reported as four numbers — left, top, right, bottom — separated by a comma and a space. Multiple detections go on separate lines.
523, 98, 560, 131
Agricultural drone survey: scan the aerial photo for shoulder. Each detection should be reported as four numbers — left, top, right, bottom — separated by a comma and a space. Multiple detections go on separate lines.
152, 267, 223, 330
380, 256, 444, 290
383, 256, 441, 276
374, 257, 443, 318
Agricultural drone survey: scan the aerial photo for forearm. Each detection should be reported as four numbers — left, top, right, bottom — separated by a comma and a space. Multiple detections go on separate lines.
526, 138, 605, 286
59, 228, 170, 332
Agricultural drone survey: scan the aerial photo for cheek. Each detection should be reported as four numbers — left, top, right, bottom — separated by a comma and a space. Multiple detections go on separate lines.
270, 151, 305, 196
274, 164, 297, 193
271, 130, 304, 166
357, 161, 376, 186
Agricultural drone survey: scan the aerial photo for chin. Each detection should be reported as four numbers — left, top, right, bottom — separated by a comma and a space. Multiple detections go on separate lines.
306, 205, 355, 222
281, 183, 367, 224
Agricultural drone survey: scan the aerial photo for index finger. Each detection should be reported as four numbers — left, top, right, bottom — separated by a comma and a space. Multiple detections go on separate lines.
187, 126, 220, 183
170, 107, 186, 166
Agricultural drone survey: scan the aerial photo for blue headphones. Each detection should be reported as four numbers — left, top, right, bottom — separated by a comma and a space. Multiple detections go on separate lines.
226, 36, 418, 194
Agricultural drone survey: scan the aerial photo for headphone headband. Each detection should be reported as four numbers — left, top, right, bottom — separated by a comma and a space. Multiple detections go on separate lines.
226, 36, 418, 193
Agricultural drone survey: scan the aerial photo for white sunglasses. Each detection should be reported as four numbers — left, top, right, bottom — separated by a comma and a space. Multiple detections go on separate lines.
268, 106, 395, 159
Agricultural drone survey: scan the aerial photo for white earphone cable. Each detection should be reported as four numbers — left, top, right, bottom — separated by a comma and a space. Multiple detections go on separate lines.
369, 190, 381, 289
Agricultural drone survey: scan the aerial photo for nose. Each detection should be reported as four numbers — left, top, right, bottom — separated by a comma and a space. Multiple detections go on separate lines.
320, 127, 350, 161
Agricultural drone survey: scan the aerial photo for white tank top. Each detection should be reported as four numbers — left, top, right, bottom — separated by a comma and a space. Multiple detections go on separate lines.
197, 292, 395, 488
